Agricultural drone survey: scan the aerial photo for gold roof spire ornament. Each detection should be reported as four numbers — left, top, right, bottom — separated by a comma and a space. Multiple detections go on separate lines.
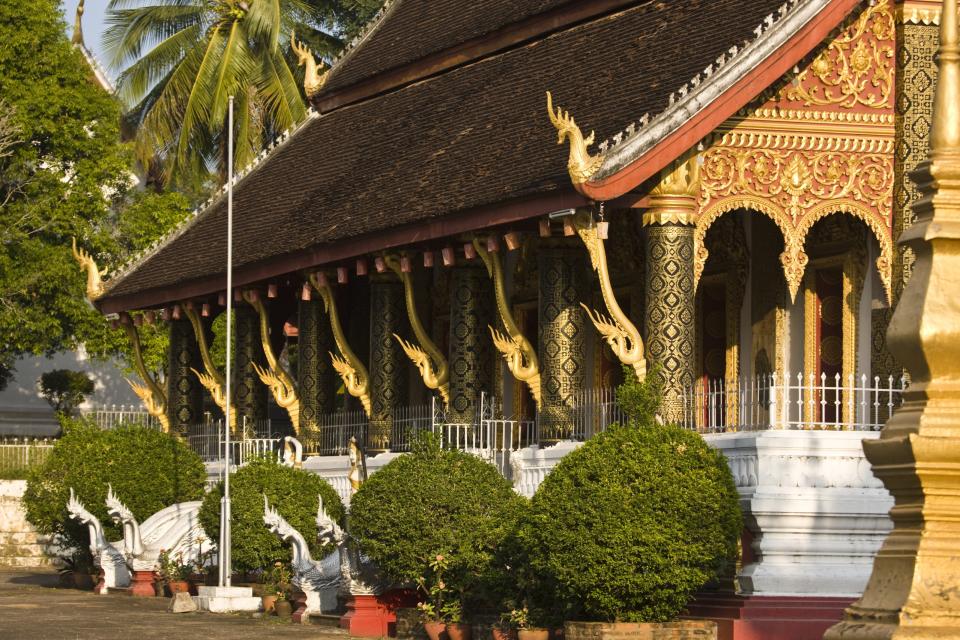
571, 210, 646, 380
383, 254, 450, 407
242, 290, 301, 434
71, 0, 84, 46
71, 237, 106, 301
309, 273, 371, 417
546, 91, 605, 185
825, 0, 960, 636
472, 237, 542, 407
291, 34, 329, 97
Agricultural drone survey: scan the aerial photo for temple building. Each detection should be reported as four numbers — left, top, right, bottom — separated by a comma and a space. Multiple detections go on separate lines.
85, 0, 944, 637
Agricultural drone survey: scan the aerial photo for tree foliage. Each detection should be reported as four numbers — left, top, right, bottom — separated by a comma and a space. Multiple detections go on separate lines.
39, 369, 95, 415
22, 418, 206, 551
513, 373, 742, 623
106, 0, 385, 186
0, 0, 190, 389
198, 457, 345, 573
349, 433, 528, 607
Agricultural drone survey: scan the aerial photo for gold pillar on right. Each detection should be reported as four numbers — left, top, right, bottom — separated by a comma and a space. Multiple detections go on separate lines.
825, 1, 960, 637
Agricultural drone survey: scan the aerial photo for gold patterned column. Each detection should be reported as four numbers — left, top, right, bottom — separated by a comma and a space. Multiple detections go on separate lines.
644, 157, 699, 423
826, 1, 960, 635
298, 296, 337, 426
234, 305, 268, 426
538, 239, 589, 443
166, 318, 204, 432
448, 264, 494, 424
369, 274, 409, 452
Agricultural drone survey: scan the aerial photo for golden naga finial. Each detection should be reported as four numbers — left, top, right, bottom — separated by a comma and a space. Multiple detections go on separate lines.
571, 211, 646, 380
183, 304, 238, 433
309, 273, 372, 417
71, 0, 85, 46
291, 33, 329, 97
242, 291, 301, 434
384, 254, 450, 407
71, 237, 106, 301
546, 91, 605, 185
472, 237, 542, 407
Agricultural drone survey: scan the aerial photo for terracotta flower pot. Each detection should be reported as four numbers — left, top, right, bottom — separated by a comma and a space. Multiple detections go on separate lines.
168, 580, 190, 594
261, 594, 278, 613
519, 628, 550, 640
492, 628, 517, 640
424, 621, 448, 640
274, 599, 293, 618
447, 622, 472, 640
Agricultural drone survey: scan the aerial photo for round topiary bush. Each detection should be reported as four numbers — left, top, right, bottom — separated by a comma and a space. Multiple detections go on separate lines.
23, 418, 207, 550
516, 418, 741, 623
198, 457, 345, 573
349, 434, 527, 602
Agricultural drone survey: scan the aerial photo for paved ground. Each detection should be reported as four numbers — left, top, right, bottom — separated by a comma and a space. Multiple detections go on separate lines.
0, 570, 348, 639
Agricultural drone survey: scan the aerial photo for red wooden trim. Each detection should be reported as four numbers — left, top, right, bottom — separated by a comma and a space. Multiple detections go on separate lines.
98, 190, 588, 313
577, 0, 861, 201
314, 0, 641, 114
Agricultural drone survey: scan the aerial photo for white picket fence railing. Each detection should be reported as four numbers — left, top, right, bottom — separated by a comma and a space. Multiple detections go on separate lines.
0, 437, 54, 475
81, 406, 161, 430
681, 372, 907, 433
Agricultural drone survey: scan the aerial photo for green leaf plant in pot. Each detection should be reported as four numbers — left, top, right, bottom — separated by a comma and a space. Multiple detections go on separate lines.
417, 553, 470, 640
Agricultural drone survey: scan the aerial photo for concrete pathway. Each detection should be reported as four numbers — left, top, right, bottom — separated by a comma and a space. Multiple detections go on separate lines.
0, 571, 347, 639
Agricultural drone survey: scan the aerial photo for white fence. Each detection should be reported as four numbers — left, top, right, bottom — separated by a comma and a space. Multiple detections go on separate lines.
82, 406, 160, 430
0, 437, 54, 476
681, 372, 906, 433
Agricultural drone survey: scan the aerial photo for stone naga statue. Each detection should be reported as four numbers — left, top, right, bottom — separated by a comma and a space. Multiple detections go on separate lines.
66, 488, 130, 593
263, 495, 341, 618
104, 484, 206, 572
281, 435, 303, 469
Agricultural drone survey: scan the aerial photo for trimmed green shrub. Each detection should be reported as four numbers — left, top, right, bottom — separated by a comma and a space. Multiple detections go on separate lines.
515, 371, 742, 623
198, 458, 345, 573
23, 418, 206, 550
349, 433, 528, 609
39, 369, 94, 416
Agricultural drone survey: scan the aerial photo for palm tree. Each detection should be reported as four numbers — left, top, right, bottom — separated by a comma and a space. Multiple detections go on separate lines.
105, 0, 366, 187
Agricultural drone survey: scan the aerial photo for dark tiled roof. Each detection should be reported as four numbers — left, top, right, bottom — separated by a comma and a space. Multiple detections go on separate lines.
322, 0, 576, 94
105, 0, 791, 301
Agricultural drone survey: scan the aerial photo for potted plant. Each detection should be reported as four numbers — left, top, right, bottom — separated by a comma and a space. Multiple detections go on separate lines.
268, 562, 294, 617
157, 549, 192, 595
493, 608, 522, 640
417, 554, 471, 640
515, 608, 549, 640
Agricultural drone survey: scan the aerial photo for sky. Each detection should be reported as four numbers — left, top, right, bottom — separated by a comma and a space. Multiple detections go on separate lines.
64, 0, 113, 80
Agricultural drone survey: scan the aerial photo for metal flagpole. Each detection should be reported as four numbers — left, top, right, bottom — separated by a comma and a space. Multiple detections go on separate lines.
219, 95, 235, 588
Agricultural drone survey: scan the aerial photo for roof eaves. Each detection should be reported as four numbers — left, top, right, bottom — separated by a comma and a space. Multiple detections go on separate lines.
321, 0, 403, 87
591, 0, 832, 182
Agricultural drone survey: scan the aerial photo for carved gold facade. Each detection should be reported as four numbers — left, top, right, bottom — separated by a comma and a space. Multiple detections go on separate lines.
183, 304, 238, 433
121, 318, 170, 433
546, 91, 605, 185
243, 291, 301, 434
825, 0, 960, 635
71, 237, 106, 301
697, 0, 896, 303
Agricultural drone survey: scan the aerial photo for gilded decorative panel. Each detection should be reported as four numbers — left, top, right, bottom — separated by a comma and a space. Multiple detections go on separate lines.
644, 225, 696, 424
298, 297, 337, 430
166, 318, 203, 432
448, 266, 494, 423
369, 277, 409, 451
538, 242, 588, 441
234, 305, 267, 425
697, 1, 895, 304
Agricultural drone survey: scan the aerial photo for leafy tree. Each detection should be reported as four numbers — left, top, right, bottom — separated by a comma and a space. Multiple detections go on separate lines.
106, 0, 385, 186
39, 369, 95, 415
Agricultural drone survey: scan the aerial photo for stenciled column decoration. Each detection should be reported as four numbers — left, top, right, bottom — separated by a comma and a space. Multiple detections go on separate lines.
644, 156, 699, 423
242, 290, 301, 435
538, 240, 589, 442
472, 237, 542, 408
448, 265, 494, 424
826, 2, 960, 635
183, 303, 238, 432
297, 296, 336, 429
119, 314, 169, 433
368, 273, 409, 452
572, 210, 647, 381
385, 254, 449, 406
166, 317, 204, 432
234, 305, 268, 426
309, 273, 371, 417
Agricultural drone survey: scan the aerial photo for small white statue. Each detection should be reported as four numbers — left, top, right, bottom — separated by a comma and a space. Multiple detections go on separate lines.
66, 488, 130, 593
105, 484, 207, 572
281, 436, 303, 469
263, 495, 341, 619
